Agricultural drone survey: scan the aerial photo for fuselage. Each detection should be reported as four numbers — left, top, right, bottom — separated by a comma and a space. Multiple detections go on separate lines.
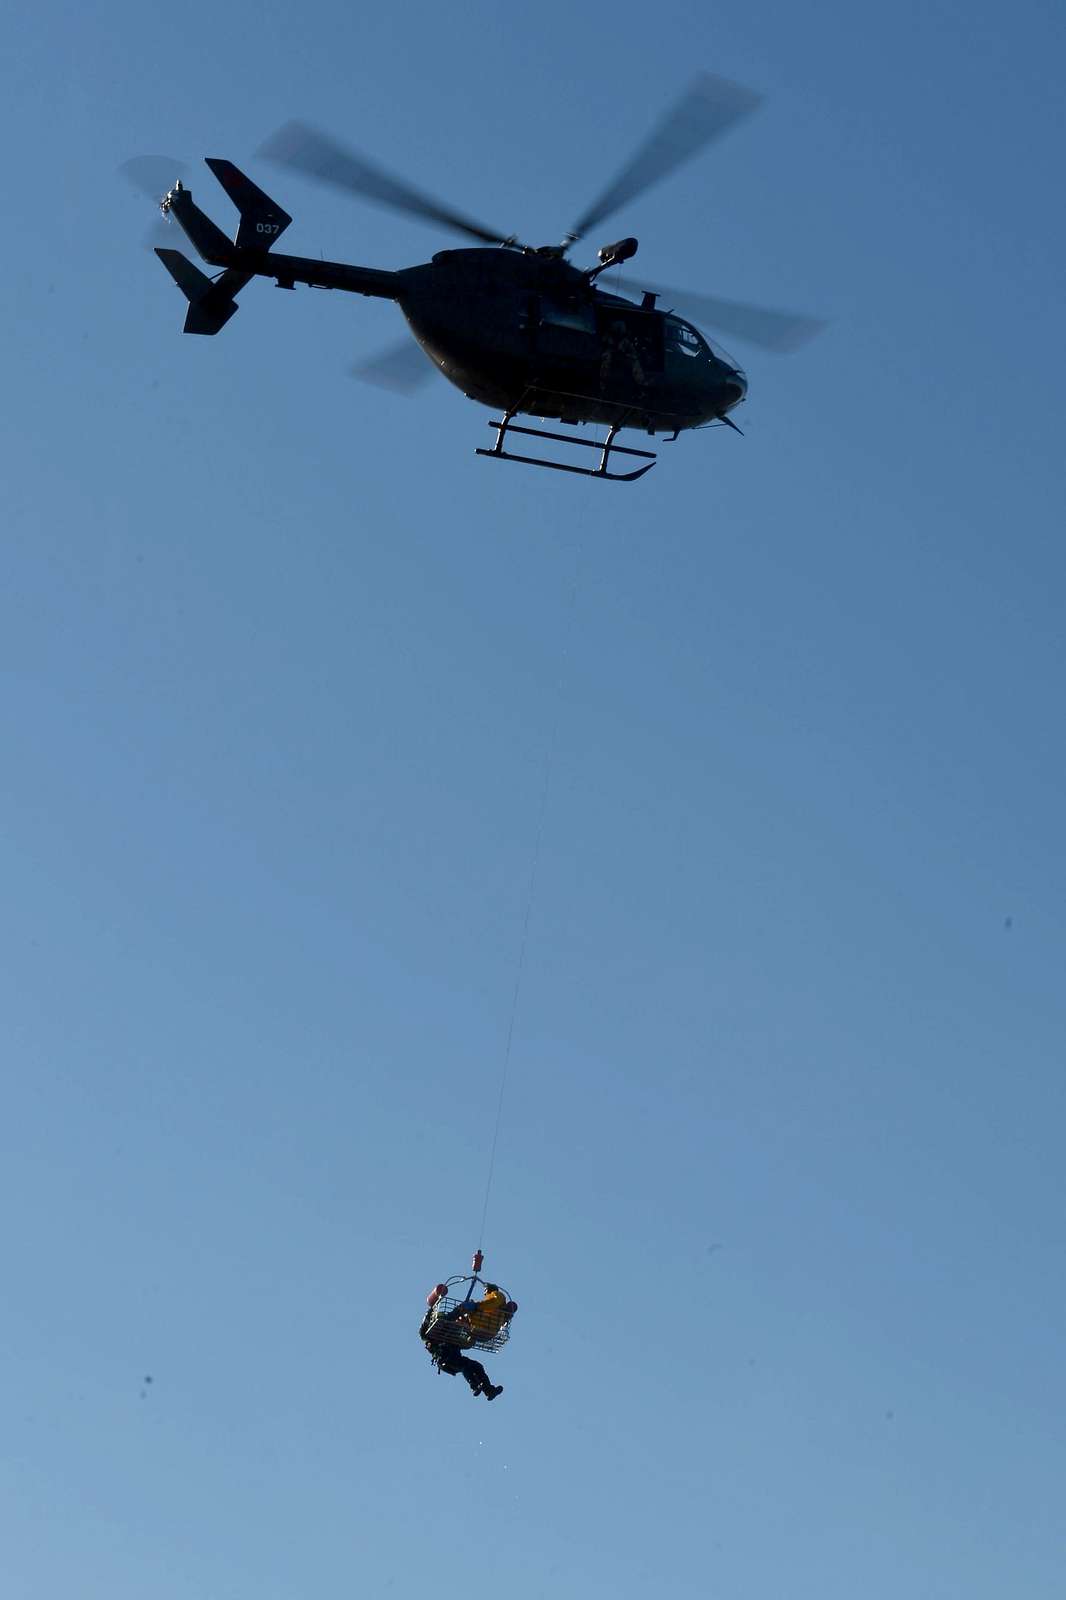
393, 248, 746, 433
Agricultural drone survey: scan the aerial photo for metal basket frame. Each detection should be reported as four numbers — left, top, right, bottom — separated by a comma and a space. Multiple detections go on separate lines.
422, 1275, 514, 1354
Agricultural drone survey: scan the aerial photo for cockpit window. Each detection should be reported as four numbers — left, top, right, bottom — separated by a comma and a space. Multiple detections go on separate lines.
665, 318, 707, 358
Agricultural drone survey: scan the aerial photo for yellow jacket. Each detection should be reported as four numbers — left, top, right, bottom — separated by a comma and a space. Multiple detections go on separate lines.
465, 1287, 509, 1340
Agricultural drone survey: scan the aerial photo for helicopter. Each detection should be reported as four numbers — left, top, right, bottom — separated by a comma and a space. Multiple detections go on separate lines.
133, 75, 822, 483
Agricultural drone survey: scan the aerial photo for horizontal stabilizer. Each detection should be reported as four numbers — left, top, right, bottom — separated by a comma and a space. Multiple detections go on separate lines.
155, 247, 241, 334
205, 158, 292, 250
156, 246, 213, 301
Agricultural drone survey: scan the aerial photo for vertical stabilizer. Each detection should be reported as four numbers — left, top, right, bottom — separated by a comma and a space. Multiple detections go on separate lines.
205, 158, 293, 249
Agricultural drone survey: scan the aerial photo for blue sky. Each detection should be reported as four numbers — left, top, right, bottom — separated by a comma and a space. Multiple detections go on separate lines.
4, 2, 1065, 1595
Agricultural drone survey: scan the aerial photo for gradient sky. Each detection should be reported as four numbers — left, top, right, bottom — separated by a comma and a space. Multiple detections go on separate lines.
4, 2, 1065, 1596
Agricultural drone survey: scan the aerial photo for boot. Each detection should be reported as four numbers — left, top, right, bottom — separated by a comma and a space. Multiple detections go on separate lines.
484, 1384, 504, 1401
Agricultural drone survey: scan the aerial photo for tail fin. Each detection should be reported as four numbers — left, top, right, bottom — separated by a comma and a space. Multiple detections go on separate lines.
155, 247, 248, 335
206, 158, 292, 250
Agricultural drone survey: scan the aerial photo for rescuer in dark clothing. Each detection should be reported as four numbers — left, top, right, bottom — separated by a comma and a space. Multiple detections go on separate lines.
419, 1302, 504, 1401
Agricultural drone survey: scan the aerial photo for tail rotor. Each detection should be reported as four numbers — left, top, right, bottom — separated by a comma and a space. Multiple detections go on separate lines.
119, 156, 191, 251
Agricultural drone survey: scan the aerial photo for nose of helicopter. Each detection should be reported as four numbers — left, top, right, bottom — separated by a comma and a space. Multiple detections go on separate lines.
722, 366, 747, 407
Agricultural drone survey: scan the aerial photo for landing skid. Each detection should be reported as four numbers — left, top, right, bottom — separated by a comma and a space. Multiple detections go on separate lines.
476, 414, 656, 482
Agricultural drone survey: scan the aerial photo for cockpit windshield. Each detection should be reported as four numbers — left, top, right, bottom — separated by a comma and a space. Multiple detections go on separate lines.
664, 318, 709, 360
664, 316, 746, 382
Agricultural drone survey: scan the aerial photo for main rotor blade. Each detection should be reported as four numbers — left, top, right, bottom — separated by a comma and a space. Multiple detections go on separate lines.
352, 337, 438, 394
259, 120, 517, 247
567, 74, 762, 244
617, 277, 826, 352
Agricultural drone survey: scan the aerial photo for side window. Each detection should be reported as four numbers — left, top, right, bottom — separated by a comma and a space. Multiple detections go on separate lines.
540, 300, 596, 337
537, 298, 598, 363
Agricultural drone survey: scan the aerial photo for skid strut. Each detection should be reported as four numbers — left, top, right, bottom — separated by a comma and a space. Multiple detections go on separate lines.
476, 413, 656, 482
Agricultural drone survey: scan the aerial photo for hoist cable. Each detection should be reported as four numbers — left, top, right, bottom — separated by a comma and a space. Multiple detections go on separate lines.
477, 538, 586, 1251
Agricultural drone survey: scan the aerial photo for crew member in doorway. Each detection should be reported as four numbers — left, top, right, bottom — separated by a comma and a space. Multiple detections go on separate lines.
600, 318, 646, 391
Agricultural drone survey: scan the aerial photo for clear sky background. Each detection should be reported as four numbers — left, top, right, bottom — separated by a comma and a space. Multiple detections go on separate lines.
3, 2, 1065, 1595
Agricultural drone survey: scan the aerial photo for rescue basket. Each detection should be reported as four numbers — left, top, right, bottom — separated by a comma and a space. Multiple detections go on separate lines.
421, 1254, 517, 1355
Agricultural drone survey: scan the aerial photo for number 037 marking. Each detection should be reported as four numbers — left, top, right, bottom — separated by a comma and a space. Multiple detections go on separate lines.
256, 222, 281, 234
